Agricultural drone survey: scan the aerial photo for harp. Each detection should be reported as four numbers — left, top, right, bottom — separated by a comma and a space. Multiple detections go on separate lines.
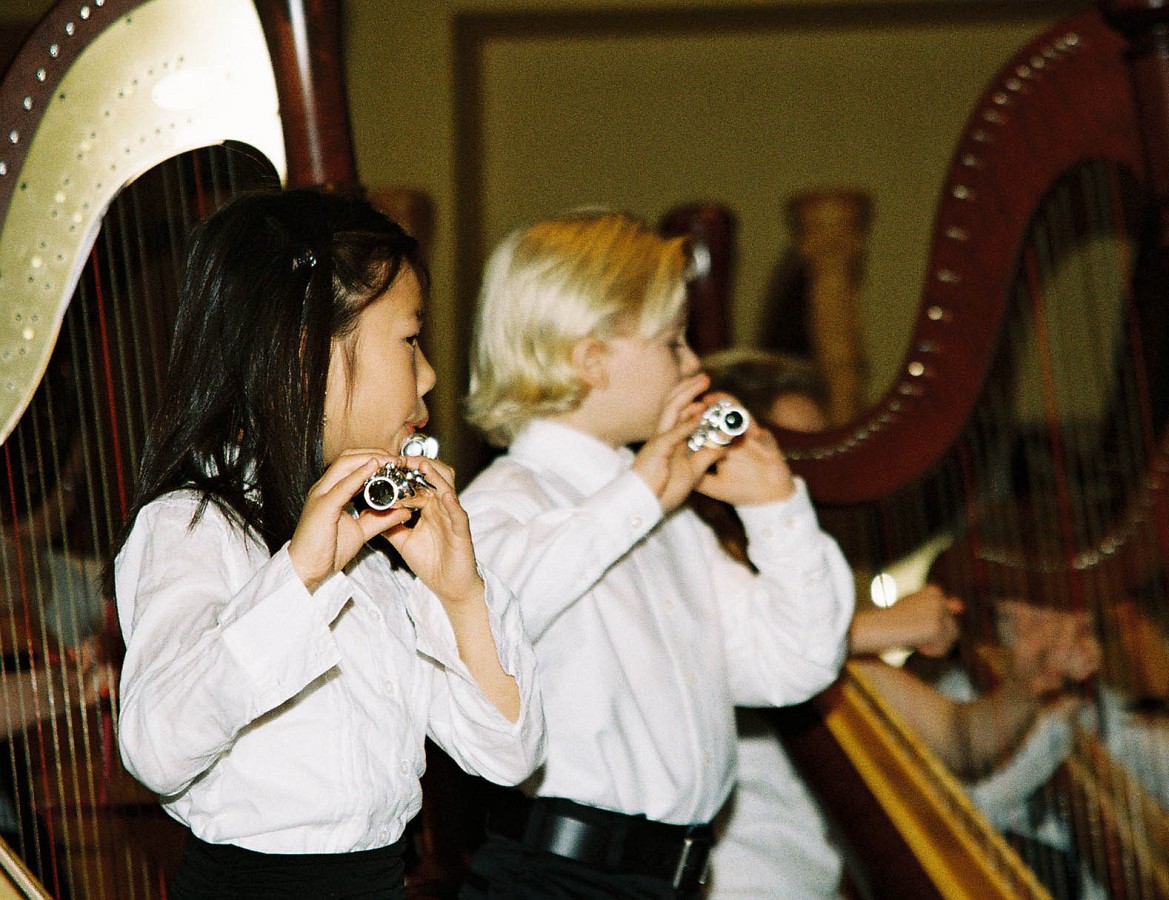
0, 0, 362, 895
765, 2, 1169, 898
659, 202, 737, 357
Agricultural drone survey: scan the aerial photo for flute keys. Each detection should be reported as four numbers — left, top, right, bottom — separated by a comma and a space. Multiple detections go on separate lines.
355, 433, 440, 512
362, 470, 404, 511
401, 433, 439, 459
687, 400, 750, 452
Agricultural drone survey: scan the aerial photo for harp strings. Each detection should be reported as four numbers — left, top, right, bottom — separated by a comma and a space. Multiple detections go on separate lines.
974, 158, 1169, 897
837, 156, 1169, 897
0, 144, 275, 898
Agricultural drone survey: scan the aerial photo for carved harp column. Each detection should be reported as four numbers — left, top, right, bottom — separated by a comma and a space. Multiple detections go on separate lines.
787, 189, 871, 427
0, 1, 359, 896
772, 4, 1169, 898
659, 202, 737, 356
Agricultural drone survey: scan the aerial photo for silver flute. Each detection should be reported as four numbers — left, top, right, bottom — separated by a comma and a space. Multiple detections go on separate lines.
356, 433, 440, 512
687, 400, 750, 452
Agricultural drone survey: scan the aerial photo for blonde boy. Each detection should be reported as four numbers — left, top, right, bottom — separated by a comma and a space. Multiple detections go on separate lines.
458, 210, 854, 899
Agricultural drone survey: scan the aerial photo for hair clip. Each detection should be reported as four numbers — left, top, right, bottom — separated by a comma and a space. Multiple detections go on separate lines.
292, 248, 318, 271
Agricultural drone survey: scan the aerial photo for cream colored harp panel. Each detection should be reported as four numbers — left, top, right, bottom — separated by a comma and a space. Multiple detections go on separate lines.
0, 0, 286, 895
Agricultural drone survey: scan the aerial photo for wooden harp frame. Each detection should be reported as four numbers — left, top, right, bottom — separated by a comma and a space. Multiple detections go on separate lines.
774, 4, 1169, 898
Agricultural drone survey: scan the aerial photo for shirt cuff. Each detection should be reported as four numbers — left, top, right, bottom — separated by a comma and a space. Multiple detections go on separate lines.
410, 568, 538, 709
477, 567, 528, 683
582, 469, 662, 551
412, 568, 545, 784
219, 546, 345, 712
735, 478, 819, 555
410, 568, 520, 682
410, 580, 462, 672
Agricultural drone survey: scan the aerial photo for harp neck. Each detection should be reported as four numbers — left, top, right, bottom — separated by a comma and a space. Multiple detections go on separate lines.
253, 0, 359, 192
1099, 1, 1169, 246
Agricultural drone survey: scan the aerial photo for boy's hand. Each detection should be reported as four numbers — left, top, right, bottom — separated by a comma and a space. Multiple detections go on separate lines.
632, 374, 726, 514
695, 411, 796, 505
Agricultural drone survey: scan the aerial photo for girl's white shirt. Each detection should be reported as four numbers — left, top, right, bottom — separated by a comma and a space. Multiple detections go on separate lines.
460, 418, 854, 826
115, 489, 544, 853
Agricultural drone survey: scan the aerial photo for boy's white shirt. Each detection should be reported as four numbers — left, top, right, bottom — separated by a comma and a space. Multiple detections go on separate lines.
115, 489, 544, 853
460, 418, 854, 825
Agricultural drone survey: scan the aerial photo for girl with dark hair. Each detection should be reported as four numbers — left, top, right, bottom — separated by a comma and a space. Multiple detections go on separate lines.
110, 188, 543, 899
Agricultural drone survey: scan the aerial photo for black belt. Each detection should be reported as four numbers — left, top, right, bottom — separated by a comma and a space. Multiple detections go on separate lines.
484, 790, 712, 891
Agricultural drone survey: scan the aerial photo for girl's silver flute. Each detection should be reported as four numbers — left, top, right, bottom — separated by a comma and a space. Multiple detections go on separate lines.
355, 434, 439, 512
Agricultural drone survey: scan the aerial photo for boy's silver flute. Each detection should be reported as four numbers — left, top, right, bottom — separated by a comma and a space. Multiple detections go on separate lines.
687, 400, 750, 452
355, 433, 440, 512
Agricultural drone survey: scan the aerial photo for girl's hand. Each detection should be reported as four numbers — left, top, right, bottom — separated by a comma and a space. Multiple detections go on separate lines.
632, 374, 727, 514
382, 458, 485, 606
289, 450, 413, 593
695, 403, 796, 505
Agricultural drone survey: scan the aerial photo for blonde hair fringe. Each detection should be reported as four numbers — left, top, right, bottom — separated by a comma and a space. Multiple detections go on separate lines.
465, 209, 689, 446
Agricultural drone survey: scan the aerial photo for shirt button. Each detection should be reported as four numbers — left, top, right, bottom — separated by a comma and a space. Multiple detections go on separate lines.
383, 680, 395, 696
377, 826, 390, 843
399, 760, 411, 776
630, 516, 642, 529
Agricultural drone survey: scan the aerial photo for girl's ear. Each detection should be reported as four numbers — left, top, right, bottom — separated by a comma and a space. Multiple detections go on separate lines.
569, 336, 609, 389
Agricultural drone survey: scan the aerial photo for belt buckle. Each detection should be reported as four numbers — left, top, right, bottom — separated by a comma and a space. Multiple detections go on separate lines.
671, 834, 711, 890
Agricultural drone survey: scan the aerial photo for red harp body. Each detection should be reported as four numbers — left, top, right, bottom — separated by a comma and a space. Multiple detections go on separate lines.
763, 3, 1169, 898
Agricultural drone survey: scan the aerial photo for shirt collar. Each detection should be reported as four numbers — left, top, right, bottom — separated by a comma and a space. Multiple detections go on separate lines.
508, 419, 636, 495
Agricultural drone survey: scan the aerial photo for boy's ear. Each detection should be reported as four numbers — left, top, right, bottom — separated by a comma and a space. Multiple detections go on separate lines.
570, 337, 609, 389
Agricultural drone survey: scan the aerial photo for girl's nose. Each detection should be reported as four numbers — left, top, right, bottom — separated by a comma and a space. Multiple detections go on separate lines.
417, 345, 437, 396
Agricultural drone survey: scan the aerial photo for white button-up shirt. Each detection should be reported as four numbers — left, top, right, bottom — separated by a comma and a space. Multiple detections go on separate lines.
460, 420, 853, 825
115, 490, 544, 853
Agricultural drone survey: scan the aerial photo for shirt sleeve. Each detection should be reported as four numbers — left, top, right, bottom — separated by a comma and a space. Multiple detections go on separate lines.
407, 568, 545, 785
115, 496, 351, 797
964, 709, 1074, 831
462, 470, 662, 638
707, 479, 855, 706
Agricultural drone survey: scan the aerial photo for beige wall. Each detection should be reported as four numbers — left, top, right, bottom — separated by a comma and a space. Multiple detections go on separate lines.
345, 0, 1090, 472
5, 0, 1093, 473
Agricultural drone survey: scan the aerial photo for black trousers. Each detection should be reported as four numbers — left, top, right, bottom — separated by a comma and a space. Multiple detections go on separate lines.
169, 832, 407, 900
458, 833, 704, 900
